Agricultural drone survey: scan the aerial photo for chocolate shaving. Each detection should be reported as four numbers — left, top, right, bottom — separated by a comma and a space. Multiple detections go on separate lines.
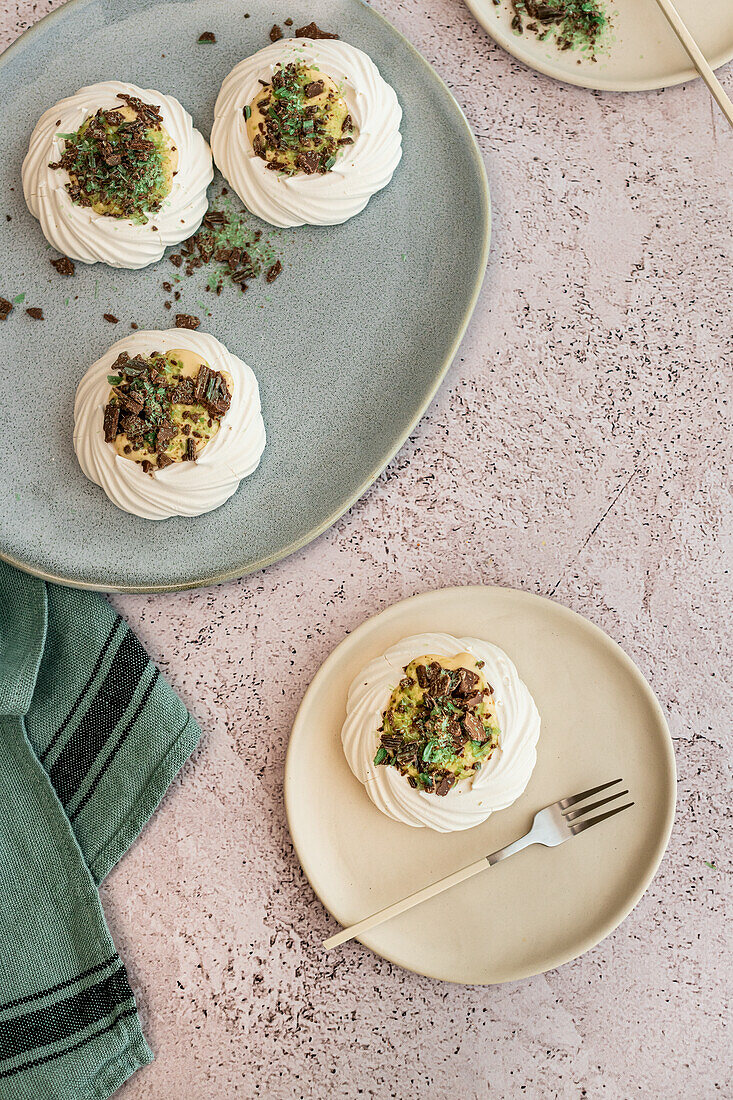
265, 260, 282, 283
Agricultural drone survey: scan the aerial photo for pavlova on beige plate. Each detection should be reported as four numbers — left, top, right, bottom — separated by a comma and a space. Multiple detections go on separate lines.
211, 35, 402, 227
342, 632, 541, 831
74, 329, 265, 520
22, 81, 213, 268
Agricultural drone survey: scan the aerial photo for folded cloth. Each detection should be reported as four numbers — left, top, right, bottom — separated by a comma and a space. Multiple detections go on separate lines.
0, 561, 200, 1099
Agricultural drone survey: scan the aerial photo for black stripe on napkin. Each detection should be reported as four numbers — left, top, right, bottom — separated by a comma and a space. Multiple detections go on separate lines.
48, 629, 149, 807
69, 669, 160, 824
39, 616, 122, 765
0, 965, 134, 1064
0, 955, 118, 1016
0, 1008, 138, 1082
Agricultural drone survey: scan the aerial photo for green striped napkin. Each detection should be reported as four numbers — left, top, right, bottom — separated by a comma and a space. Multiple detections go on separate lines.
0, 560, 200, 1098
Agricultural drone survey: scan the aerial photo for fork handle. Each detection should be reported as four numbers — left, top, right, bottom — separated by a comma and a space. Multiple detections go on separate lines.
322, 825, 541, 950
322, 856, 490, 950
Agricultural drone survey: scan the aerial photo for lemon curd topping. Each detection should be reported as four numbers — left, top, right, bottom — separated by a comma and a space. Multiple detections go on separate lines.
102, 348, 232, 473
245, 61, 354, 175
50, 94, 178, 223
374, 655, 501, 796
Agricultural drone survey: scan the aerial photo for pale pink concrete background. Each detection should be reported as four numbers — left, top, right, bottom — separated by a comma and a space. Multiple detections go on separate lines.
3, 0, 732, 1096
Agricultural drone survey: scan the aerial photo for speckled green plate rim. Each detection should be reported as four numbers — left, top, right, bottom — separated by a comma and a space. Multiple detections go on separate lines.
463, 0, 733, 92
284, 585, 677, 984
0, 0, 491, 594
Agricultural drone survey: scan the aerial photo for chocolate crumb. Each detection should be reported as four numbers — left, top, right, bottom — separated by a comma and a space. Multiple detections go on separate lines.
295, 21, 339, 38
103, 313, 119, 323
50, 256, 75, 277
265, 260, 282, 283
197, 30, 216, 43
175, 313, 201, 329
164, 301, 171, 310
169, 254, 183, 267
269, 23, 283, 41
0, 297, 13, 320
26, 307, 44, 319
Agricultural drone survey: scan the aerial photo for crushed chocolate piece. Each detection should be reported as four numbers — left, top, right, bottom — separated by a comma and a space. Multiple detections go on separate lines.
435, 774, 455, 797
156, 452, 174, 469
169, 254, 183, 267
50, 256, 75, 276
197, 30, 217, 42
455, 667, 480, 696
175, 313, 201, 329
265, 260, 282, 283
295, 21, 339, 38
0, 297, 13, 320
296, 151, 320, 174
184, 437, 196, 461
103, 313, 119, 323
171, 377, 196, 404
115, 388, 144, 414
25, 307, 44, 319
269, 23, 283, 41
304, 79, 325, 98
463, 713, 487, 743
103, 403, 120, 442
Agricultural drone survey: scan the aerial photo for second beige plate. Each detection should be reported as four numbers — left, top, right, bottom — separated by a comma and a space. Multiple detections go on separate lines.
465, 0, 733, 92
285, 586, 676, 984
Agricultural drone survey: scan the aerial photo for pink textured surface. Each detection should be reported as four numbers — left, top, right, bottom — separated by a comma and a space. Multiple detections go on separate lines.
3, 1, 732, 1096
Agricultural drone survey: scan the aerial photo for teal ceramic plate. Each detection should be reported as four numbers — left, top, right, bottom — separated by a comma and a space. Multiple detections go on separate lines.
0, 0, 489, 592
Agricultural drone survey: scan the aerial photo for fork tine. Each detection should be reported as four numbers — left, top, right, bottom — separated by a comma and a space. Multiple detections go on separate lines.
569, 801, 634, 835
564, 789, 630, 822
559, 778, 623, 809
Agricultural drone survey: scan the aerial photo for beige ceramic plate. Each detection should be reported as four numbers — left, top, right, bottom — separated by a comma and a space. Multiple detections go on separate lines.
285, 586, 676, 984
464, 0, 733, 91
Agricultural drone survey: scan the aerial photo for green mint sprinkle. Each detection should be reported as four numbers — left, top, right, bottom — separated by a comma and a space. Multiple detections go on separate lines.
244, 105, 251, 121
13, 292, 25, 303
373, 746, 387, 766
704, 861, 717, 869
65, 297, 70, 306
107, 374, 123, 385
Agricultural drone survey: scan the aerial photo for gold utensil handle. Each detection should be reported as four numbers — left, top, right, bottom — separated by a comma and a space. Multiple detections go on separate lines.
654, 0, 733, 128
322, 856, 490, 950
